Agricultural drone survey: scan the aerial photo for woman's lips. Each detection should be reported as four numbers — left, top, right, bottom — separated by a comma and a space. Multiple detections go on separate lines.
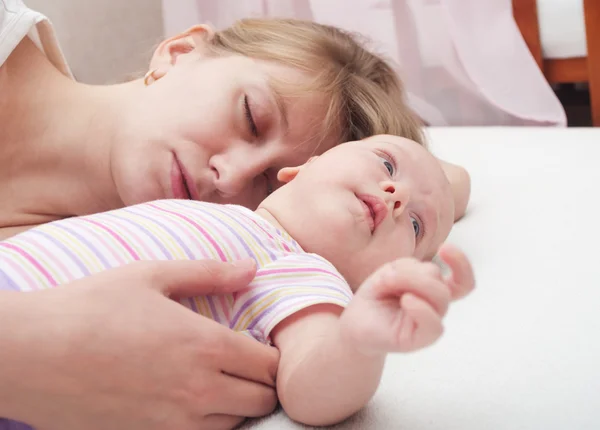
171, 154, 196, 200
356, 194, 388, 233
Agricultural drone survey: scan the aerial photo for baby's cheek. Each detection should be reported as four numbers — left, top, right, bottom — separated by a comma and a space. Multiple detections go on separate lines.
390, 228, 417, 259
338, 252, 381, 291
320, 214, 375, 286
361, 244, 409, 281
325, 216, 358, 248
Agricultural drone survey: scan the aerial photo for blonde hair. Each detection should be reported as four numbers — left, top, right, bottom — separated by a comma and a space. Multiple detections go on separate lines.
207, 19, 425, 147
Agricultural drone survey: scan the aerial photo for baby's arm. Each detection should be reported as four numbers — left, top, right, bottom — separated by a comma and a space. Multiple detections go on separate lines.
439, 159, 471, 221
271, 304, 385, 426
271, 246, 475, 426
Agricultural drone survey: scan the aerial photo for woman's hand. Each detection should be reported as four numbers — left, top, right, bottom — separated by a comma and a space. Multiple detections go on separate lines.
0, 259, 279, 430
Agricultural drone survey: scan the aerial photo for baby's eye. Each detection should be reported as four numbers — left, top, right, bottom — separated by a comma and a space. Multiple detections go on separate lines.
411, 217, 420, 237
379, 157, 394, 176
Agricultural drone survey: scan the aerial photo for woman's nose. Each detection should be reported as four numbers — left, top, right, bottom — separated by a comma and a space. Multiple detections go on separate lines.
380, 181, 411, 217
209, 147, 269, 198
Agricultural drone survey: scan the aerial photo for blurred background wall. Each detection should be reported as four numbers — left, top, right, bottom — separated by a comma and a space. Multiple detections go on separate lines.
28, 0, 163, 83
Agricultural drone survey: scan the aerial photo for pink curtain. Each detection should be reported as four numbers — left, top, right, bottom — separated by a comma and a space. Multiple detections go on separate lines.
162, 0, 566, 126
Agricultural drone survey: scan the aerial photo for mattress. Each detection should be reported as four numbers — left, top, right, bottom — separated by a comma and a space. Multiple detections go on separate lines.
244, 127, 600, 430
538, 0, 587, 59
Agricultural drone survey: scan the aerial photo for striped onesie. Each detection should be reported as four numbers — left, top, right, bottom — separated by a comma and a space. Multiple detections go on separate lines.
0, 200, 353, 344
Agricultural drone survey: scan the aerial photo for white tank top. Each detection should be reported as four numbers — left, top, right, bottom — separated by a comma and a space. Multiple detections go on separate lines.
0, 0, 71, 76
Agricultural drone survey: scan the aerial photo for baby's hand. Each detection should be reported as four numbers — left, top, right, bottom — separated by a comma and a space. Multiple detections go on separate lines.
339, 244, 475, 354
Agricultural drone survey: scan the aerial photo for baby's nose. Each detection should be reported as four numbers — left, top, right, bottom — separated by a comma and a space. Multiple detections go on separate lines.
381, 181, 411, 214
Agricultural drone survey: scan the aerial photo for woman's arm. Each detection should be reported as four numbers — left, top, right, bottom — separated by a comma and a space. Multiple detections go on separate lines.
0, 260, 278, 430
271, 304, 385, 427
0, 291, 27, 421
439, 160, 471, 221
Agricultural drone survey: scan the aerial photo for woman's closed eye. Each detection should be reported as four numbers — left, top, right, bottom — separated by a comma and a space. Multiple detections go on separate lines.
244, 95, 259, 138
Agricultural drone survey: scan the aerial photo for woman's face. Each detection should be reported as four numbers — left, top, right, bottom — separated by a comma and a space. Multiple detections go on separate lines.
113, 40, 333, 210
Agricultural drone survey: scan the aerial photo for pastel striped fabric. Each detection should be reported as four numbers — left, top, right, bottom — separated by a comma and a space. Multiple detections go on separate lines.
0, 200, 353, 343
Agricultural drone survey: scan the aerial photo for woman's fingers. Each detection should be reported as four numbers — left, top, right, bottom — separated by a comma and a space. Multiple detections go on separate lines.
207, 372, 279, 418
437, 244, 475, 300
104, 259, 257, 297
203, 414, 245, 430
213, 329, 279, 387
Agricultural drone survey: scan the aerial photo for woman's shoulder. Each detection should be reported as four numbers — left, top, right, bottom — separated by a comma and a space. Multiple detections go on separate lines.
0, 0, 70, 76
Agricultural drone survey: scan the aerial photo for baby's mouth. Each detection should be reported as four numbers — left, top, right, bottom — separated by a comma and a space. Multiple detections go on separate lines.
356, 194, 388, 233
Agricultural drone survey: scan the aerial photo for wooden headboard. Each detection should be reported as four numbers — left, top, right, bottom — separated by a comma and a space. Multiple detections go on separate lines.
512, 0, 599, 125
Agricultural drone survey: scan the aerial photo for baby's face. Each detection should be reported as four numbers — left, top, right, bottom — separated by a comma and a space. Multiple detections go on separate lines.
260, 135, 455, 290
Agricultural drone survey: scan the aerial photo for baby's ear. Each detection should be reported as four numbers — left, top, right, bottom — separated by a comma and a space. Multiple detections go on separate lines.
277, 166, 301, 183
277, 156, 319, 183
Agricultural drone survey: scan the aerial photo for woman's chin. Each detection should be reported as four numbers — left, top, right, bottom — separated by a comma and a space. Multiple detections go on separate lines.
118, 180, 167, 207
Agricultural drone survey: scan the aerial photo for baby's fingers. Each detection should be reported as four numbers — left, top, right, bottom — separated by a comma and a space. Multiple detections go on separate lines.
437, 244, 475, 300
396, 293, 443, 352
368, 260, 451, 316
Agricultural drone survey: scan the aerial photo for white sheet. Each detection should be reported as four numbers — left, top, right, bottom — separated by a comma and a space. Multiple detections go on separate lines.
244, 127, 600, 430
538, 0, 587, 59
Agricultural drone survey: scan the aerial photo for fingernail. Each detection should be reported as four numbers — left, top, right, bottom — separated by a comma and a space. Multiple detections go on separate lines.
233, 258, 256, 272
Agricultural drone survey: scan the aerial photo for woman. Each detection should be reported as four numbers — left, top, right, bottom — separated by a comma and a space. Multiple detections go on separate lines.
0, 2, 468, 429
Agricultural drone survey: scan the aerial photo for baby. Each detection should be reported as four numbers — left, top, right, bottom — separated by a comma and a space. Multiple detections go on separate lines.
0, 135, 474, 426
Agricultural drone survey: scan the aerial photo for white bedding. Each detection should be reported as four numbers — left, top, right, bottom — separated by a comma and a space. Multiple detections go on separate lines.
538, 0, 587, 59
245, 127, 600, 430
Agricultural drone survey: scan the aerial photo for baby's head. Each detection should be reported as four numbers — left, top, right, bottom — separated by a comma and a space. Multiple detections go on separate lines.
258, 135, 454, 290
